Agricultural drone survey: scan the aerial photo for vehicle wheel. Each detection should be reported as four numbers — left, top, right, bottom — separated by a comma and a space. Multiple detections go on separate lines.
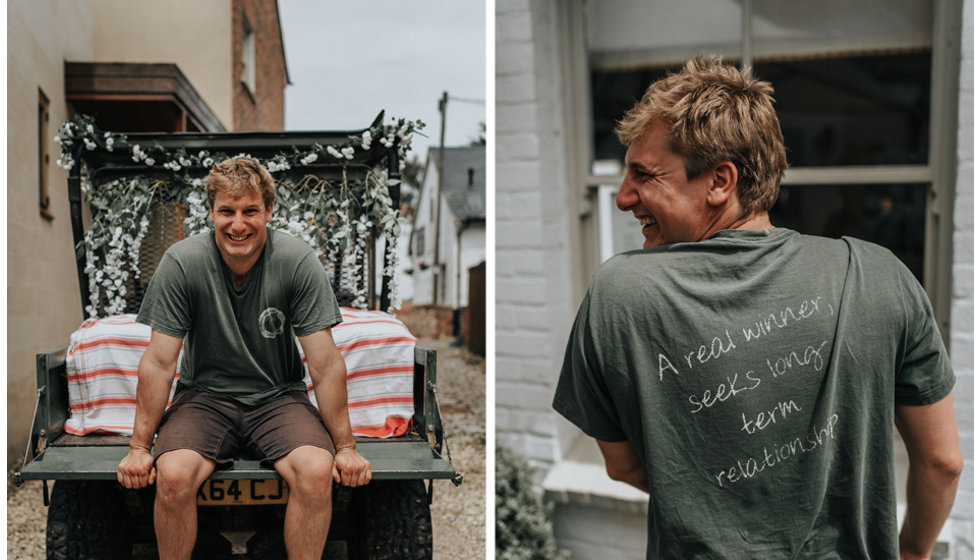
350, 480, 432, 560
46, 480, 132, 560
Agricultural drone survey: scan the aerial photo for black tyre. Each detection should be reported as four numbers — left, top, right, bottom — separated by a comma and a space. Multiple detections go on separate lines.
350, 480, 432, 560
46, 480, 132, 560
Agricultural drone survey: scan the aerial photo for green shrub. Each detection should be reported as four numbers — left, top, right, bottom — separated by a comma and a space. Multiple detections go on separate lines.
495, 443, 570, 560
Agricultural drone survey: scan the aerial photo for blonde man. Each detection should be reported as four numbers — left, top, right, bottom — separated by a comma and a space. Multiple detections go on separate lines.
554, 57, 960, 559
118, 157, 371, 560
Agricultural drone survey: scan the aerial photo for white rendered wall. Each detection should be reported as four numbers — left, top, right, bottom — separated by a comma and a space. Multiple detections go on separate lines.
7, 0, 95, 467
91, 0, 234, 129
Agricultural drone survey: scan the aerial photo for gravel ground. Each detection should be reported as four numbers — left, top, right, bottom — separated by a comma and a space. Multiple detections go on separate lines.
7, 339, 486, 559
423, 342, 487, 559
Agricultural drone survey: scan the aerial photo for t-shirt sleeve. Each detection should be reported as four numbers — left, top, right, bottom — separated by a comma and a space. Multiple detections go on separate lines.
552, 289, 629, 442
895, 265, 955, 406
289, 252, 343, 337
136, 253, 192, 338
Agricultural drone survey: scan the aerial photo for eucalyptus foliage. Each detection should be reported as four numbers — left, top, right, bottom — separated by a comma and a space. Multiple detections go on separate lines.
55, 114, 422, 318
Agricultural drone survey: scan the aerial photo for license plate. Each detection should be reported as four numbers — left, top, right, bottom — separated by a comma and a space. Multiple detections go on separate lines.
197, 479, 289, 506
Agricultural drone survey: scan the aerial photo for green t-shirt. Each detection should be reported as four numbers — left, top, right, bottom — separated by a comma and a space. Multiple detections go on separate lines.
137, 228, 342, 405
553, 228, 954, 559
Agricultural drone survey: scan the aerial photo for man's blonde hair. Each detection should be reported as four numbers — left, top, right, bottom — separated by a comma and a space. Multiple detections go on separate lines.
206, 157, 276, 209
616, 56, 788, 214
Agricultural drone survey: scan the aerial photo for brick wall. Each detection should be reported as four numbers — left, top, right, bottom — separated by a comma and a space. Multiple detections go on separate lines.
948, 1, 973, 557
232, 0, 286, 131
495, 0, 576, 471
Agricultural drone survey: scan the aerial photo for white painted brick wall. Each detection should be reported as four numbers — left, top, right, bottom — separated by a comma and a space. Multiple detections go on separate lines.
948, 1, 973, 557
495, 0, 575, 466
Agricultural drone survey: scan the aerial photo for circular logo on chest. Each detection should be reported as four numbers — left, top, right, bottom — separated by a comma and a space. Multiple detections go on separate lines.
258, 307, 286, 338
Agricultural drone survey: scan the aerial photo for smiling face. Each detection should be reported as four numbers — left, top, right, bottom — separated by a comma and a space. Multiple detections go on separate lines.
617, 120, 725, 249
209, 188, 272, 273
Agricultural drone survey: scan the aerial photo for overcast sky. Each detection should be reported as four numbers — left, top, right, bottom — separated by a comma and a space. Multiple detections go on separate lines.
278, 1, 487, 163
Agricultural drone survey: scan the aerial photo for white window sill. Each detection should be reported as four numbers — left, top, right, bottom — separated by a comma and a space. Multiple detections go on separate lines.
542, 435, 647, 514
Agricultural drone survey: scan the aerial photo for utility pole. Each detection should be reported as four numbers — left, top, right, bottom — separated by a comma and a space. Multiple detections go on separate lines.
432, 91, 447, 304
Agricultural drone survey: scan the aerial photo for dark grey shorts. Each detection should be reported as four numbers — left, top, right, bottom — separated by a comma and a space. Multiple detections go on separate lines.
153, 389, 336, 469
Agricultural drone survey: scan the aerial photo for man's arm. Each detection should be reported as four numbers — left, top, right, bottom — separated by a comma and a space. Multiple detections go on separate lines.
597, 439, 649, 493
117, 329, 183, 489
298, 328, 372, 487
895, 393, 962, 560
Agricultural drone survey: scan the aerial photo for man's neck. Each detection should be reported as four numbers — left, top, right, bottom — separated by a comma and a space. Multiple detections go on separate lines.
222, 251, 263, 290
698, 207, 773, 243
727, 211, 774, 232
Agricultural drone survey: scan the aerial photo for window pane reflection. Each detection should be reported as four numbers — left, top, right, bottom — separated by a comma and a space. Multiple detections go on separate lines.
755, 53, 931, 167
770, 183, 927, 282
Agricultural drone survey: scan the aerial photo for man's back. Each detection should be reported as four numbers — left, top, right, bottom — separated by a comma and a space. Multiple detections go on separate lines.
554, 228, 954, 558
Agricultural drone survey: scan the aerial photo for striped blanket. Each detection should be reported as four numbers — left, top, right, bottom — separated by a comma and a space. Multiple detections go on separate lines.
65, 309, 416, 438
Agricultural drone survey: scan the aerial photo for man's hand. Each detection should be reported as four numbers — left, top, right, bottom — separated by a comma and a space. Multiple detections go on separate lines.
332, 447, 372, 487
117, 447, 157, 489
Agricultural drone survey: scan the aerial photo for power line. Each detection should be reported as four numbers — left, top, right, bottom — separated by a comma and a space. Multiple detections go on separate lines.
448, 95, 485, 105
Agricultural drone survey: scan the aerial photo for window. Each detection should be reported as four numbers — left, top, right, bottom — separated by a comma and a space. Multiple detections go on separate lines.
570, 0, 957, 339
38, 89, 52, 220
241, 13, 256, 94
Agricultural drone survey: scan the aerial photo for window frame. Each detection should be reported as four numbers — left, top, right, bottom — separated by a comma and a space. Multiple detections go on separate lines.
559, 0, 962, 343
38, 88, 53, 221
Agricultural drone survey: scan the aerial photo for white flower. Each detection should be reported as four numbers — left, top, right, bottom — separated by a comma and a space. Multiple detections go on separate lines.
145, 157, 155, 166
361, 131, 372, 150
86, 124, 94, 134
105, 137, 114, 151
327, 146, 343, 159
54, 135, 62, 145
202, 157, 214, 168
300, 153, 319, 165
84, 138, 97, 151
341, 147, 355, 160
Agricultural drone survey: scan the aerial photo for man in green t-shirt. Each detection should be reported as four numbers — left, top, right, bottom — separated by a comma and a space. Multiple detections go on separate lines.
117, 157, 371, 559
553, 56, 962, 559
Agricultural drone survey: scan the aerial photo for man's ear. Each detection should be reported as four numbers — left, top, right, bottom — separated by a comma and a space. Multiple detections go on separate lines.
706, 161, 738, 207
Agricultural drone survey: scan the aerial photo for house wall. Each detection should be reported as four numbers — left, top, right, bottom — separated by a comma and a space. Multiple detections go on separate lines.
495, 0, 578, 470
7, 0, 96, 467
392, 219, 416, 304
412, 155, 484, 310
232, 0, 287, 131
91, 0, 234, 129
7, 0, 266, 467
947, 0, 974, 555
411, 156, 440, 306
446, 223, 487, 309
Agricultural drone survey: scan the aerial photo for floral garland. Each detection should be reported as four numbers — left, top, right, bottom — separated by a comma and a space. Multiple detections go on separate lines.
55, 114, 421, 317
